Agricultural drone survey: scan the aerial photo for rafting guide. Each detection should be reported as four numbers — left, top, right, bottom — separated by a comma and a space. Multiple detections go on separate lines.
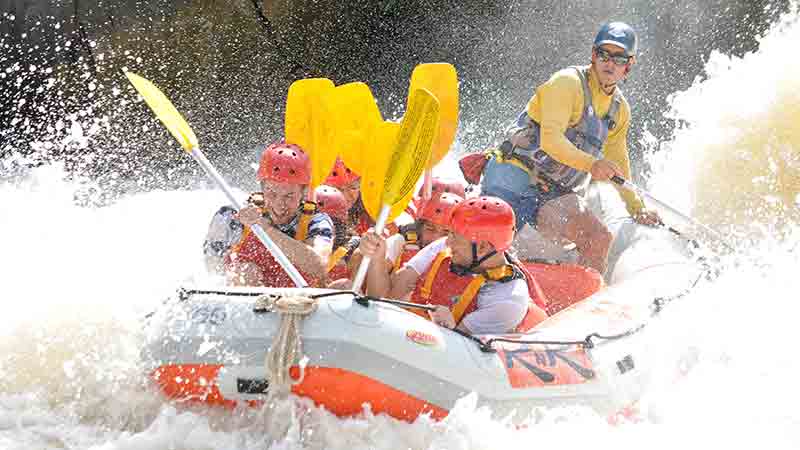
471, 22, 662, 275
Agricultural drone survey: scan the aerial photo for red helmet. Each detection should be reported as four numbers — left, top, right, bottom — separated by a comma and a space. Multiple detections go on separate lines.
418, 193, 462, 227
449, 196, 515, 252
325, 157, 360, 188
416, 176, 467, 199
314, 185, 349, 220
257, 142, 311, 185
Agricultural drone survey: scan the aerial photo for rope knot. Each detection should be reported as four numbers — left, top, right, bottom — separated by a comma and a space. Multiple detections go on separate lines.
274, 294, 318, 315
263, 294, 318, 402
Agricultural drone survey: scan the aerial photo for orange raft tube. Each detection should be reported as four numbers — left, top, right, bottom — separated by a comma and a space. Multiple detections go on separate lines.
524, 262, 605, 315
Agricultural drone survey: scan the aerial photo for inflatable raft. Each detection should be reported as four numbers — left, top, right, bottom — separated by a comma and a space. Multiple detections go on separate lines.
143, 218, 700, 423
143, 182, 704, 421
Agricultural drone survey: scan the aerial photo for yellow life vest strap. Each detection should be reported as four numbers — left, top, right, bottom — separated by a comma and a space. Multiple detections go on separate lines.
483, 264, 516, 282
487, 148, 555, 191
451, 276, 485, 324
420, 249, 451, 300
393, 251, 404, 273
489, 148, 529, 173
295, 200, 317, 241
327, 246, 349, 273
230, 226, 251, 255
450, 265, 515, 324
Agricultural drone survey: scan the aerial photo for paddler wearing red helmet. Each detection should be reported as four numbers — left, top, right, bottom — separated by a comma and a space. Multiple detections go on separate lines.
358, 196, 548, 334
202, 141, 334, 287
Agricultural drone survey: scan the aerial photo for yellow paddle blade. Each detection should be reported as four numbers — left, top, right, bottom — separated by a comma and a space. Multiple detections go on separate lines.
361, 121, 401, 221
286, 78, 336, 188
125, 72, 198, 151
362, 89, 440, 222
385, 88, 440, 202
321, 82, 383, 177
409, 63, 458, 168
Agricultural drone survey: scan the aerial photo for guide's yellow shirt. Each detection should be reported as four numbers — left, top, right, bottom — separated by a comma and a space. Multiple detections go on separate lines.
524, 65, 644, 214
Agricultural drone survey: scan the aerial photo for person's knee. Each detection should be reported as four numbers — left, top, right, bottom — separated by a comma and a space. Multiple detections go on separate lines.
571, 218, 612, 253
592, 227, 613, 252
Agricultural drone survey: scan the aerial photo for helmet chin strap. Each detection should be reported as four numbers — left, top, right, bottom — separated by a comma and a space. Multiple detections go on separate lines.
451, 242, 498, 276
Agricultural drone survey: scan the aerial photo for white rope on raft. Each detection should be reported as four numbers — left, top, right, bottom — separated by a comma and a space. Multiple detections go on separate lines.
256, 293, 318, 401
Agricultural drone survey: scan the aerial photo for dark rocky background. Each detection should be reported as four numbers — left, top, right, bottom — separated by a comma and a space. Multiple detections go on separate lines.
0, 0, 790, 194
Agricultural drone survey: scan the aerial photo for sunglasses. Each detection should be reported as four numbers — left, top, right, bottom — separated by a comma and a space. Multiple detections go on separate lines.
595, 48, 631, 66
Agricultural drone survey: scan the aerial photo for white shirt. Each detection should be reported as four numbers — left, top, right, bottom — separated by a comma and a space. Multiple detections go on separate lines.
404, 238, 529, 334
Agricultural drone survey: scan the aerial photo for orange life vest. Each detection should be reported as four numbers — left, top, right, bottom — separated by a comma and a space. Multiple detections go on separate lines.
354, 212, 400, 237
410, 250, 548, 332
224, 208, 318, 288
327, 245, 352, 281
393, 248, 419, 273
354, 213, 372, 236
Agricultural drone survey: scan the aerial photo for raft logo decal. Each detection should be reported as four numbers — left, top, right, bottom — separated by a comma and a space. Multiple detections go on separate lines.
496, 344, 595, 388
406, 330, 440, 347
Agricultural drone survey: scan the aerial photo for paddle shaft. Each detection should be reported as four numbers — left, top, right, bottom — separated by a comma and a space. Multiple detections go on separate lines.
611, 175, 732, 250
422, 170, 432, 200
350, 204, 391, 293
191, 147, 309, 287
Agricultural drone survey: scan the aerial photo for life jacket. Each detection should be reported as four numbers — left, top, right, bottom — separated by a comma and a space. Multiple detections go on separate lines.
410, 250, 549, 332
224, 196, 319, 287
326, 236, 361, 281
327, 246, 351, 280
508, 66, 623, 192
354, 212, 400, 237
247, 192, 315, 241
354, 213, 372, 236
294, 200, 317, 241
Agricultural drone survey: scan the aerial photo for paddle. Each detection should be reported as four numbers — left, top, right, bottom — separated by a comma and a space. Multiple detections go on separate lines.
359, 121, 407, 223
321, 82, 383, 177
610, 175, 734, 251
409, 63, 459, 202
125, 72, 308, 287
351, 88, 441, 291
409, 63, 459, 169
286, 78, 336, 200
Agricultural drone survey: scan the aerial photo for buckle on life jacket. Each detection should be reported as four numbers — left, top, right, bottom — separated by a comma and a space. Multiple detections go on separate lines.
483, 264, 517, 282
398, 223, 418, 245
494, 142, 555, 193
451, 263, 516, 281
300, 200, 317, 215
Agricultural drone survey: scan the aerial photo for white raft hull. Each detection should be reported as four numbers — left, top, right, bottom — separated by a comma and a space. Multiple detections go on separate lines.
143, 226, 698, 421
